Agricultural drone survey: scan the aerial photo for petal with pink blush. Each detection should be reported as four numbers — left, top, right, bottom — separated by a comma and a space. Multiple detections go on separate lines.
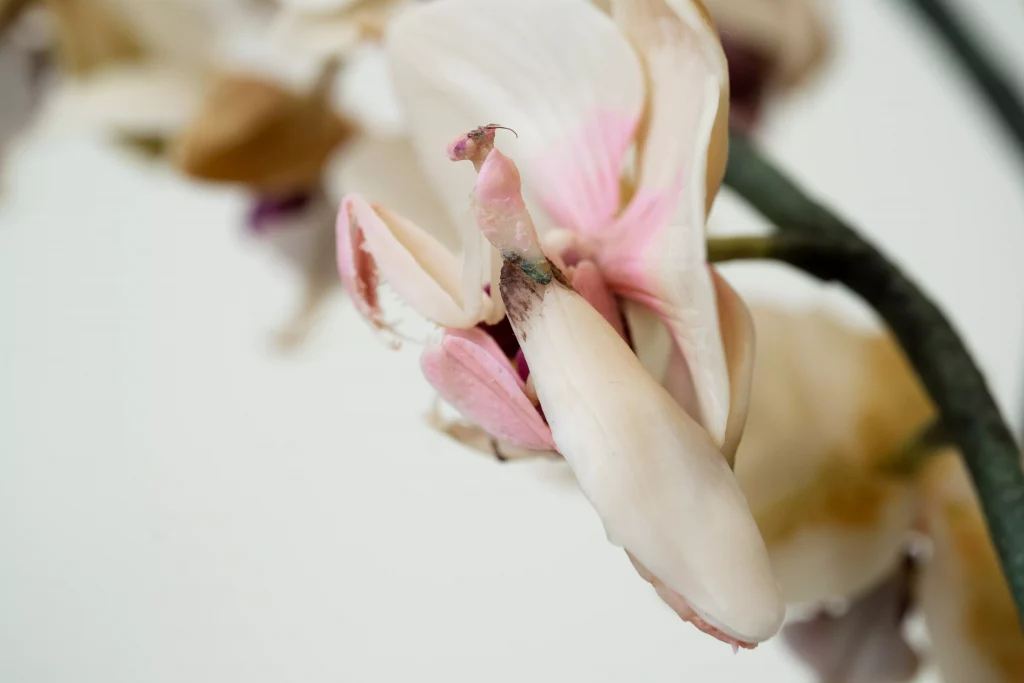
571, 260, 626, 340
598, 0, 731, 446
386, 0, 645, 238
627, 553, 757, 649
532, 109, 641, 239
608, 258, 731, 450
421, 328, 556, 452
610, 0, 729, 229
337, 195, 486, 330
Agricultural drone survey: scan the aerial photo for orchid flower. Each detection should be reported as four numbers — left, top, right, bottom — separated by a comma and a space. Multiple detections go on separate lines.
337, 0, 784, 648
734, 306, 1024, 682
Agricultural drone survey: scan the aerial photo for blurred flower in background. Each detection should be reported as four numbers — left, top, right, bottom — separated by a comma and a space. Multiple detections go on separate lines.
736, 305, 1024, 682
0, 0, 236, 154
271, 0, 404, 56
172, 56, 357, 347
704, 0, 830, 130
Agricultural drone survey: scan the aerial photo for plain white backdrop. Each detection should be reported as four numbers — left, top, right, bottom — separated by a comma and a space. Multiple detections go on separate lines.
2, 1, 1024, 681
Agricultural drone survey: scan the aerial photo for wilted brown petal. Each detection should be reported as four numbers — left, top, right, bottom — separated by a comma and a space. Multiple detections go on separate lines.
173, 65, 354, 194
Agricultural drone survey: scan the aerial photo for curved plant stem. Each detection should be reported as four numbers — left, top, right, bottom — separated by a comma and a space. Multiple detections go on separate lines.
898, 0, 1024, 163
720, 132, 1024, 626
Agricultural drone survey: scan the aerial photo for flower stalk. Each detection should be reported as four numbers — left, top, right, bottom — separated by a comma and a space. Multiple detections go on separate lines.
719, 131, 1024, 627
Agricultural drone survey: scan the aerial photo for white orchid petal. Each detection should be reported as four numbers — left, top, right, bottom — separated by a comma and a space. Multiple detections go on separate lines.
458, 211, 489, 322
500, 264, 783, 645
622, 300, 673, 383
386, 0, 645, 240
710, 267, 754, 465
611, 0, 728, 227
336, 134, 461, 253
603, 0, 732, 446
338, 195, 486, 329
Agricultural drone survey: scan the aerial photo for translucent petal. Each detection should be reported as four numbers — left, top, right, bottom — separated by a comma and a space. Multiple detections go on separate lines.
602, 0, 732, 445
501, 264, 783, 645
337, 195, 487, 330
386, 0, 645, 241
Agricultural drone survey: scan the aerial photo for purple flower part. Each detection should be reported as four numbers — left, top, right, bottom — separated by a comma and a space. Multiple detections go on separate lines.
784, 556, 920, 683
514, 349, 529, 383
246, 191, 315, 233
476, 316, 520, 360
721, 35, 772, 132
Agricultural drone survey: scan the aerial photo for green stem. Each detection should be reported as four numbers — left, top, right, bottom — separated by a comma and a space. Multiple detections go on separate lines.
898, 0, 1024, 163
722, 132, 1024, 627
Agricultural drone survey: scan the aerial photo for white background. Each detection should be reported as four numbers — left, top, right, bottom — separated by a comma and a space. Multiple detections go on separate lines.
2, 1, 1024, 681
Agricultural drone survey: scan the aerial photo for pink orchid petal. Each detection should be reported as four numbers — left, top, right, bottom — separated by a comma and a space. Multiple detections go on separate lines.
421, 328, 555, 451
607, 260, 730, 449
386, 0, 645, 237
590, 0, 732, 446
611, 0, 729, 232
532, 109, 641, 239
571, 260, 626, 340
337, 195, 484, 330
